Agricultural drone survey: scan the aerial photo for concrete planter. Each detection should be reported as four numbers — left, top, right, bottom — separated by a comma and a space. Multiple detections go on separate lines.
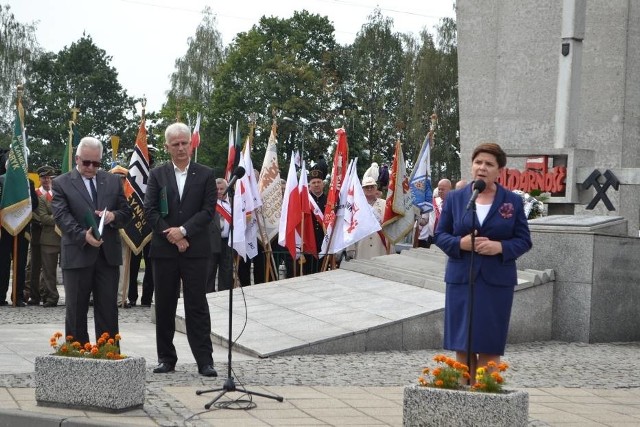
403, 384, 528, 427
35, 355, 146, 412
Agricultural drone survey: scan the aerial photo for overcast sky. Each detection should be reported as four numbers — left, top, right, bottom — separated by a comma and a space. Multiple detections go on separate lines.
6, 0, 455, 113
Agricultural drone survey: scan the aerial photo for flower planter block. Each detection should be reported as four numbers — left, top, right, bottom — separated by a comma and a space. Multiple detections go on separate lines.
403, 384, 528, 427
35, 355, 146, 412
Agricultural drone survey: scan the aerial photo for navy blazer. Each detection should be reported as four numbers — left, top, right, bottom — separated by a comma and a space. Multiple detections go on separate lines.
434, 183, 532, 287
144, 161, 216, 259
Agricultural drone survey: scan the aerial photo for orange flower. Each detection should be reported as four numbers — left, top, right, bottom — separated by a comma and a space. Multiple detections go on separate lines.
91, 347, 99, 355
487, 361, 497, 369
498, 362, 509, 372
54, 331, 63, 339
66, 335, 73, 341
115, 333, 122, 341
432, 368, 441, 377
422, 367, 430, 375
97, 337, 106, 345
84, 342, 92, 351
108, 338, 115, 345
434, 380, 444, 387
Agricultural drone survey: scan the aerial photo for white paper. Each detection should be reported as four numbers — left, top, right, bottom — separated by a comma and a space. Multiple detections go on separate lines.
98, 208, 107, 237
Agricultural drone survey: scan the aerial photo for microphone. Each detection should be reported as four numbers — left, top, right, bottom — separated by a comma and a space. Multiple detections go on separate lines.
465, 179, 486, 210
223, 166, 246, 196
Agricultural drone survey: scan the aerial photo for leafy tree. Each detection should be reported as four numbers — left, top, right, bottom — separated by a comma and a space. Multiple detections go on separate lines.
348, 8, 405, 177
0, 4, 40, 141
205, 10, 339, 173
24, 35, 137, 170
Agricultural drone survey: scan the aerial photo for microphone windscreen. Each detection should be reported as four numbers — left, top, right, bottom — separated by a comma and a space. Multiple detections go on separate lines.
473, 179, 486, 192
234, 166, 246, 179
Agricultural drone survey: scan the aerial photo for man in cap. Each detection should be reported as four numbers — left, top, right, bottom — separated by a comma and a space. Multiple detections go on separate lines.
303, 169, 327, 274
347, 176, 390, 260
25, 165, 55, 305
35, 165, 60, 307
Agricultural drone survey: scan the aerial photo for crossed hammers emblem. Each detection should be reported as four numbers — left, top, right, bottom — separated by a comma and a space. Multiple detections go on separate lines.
582, 169, 620, 211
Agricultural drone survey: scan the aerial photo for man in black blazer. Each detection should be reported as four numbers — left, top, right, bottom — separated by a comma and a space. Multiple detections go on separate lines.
144, 122, 217, 377
51, 137, 132, 345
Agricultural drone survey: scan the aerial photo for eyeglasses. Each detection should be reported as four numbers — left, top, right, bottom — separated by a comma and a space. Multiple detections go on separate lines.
80, 159, 101, 168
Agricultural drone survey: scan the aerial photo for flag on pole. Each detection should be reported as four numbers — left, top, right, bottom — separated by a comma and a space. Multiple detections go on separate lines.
341, 158, 382, 247
225, 122, 242, 181
323, 128, 349, 228
382, 140, 417, 243
231, 165, 248, 261
239, 137, 261, 259
298, 162, 317, 257
409, 133, 434, 213
191, 112, 201, 149
278, 153, 301, 259
62, 122, 80, 174
119, 116, 152, 255
1, 98, 32, 235
257, 125, 282, 243
321, 158, 355, 255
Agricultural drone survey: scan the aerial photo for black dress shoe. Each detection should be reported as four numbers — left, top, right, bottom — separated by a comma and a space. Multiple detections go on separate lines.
153, 362, 175, 374
43, 302, 57, 308
27, 299, 40, 306
198, 364, 218, 377
0, 301, 8, 306
15, 300, 27, 307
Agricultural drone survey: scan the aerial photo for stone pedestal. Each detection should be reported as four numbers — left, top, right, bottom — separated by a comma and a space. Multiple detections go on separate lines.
35, 355, 146, 412
403, 385, 528, 427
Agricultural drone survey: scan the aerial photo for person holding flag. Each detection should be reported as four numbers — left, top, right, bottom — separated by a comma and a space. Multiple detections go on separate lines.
346, 175, 390, 260
0, 86, 37, 307
303, 168, 326, 274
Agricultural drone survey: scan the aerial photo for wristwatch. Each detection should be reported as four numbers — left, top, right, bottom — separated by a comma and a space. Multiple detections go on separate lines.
179, 226, 187, 237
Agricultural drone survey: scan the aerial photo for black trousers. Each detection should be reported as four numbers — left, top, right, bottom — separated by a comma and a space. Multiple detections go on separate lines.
0, 227, 29, 304
152, 256, 212, 368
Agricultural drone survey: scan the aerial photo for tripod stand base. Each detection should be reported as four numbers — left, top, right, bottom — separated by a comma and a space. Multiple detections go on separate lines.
196, 376, 284, 409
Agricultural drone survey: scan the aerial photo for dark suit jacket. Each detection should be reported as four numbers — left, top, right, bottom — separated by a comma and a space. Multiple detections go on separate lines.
434, 183, 532, 287
144, 161, 216, 258
51, 168, 132, 268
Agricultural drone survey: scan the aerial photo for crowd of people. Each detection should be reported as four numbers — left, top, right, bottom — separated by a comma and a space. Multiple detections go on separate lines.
0, 131, 530, 383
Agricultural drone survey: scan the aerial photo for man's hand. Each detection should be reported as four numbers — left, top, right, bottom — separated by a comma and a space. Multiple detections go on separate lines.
85, 228, 103, 247
175, 238, 190, 253
96, 209, 115, 225
163, 227, 184, 244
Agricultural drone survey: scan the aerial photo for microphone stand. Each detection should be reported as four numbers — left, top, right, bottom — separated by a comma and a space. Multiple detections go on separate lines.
196, 183, 284, 409
466, 197, 478, 385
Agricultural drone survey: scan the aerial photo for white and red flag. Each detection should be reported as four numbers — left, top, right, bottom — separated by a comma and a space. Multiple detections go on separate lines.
321, 158, 356, 255
298, 162, 318, 257
278, 153, 302, 259
190, 112, 201, 149
225, 123, 237, 181
342, 158, 382, 247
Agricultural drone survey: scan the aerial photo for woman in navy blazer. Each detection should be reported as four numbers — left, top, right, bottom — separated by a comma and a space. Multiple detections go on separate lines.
435, 143, 532, 381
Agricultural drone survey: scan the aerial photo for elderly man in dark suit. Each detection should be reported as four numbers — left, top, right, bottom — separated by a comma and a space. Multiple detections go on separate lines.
144, 122, 217, 377
52, 137, 132, 345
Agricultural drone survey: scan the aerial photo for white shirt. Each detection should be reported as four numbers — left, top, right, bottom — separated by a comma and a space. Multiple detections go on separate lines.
476, 203, 491, 226
173, 162, 189, 199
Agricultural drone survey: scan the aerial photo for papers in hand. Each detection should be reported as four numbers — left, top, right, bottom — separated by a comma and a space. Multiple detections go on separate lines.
98, 208, 107, 237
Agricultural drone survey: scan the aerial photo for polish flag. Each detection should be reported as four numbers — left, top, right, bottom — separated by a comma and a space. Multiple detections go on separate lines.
190, 112, 201, 149
298, 162, 318, 257
278, 153, 302, 259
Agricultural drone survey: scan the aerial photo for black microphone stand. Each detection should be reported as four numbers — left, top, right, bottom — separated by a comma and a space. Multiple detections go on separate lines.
465, 197, 478, 385
196, 183, 284, 409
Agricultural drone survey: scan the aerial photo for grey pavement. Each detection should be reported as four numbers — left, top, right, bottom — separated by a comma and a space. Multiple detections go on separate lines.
1, 285, 640, 426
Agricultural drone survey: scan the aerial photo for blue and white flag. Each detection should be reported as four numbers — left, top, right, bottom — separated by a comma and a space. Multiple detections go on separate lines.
409, 133, 434, 213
